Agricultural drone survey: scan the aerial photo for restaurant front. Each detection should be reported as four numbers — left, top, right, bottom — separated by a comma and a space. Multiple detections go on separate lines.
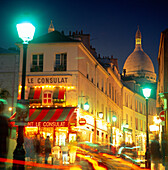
25, 107, 78, 146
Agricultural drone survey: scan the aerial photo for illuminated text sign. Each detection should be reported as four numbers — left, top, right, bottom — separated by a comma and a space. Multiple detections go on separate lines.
27, 121, 68, 127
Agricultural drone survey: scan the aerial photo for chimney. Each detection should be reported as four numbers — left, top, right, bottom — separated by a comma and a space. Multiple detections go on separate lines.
81, 30, 83, 34
69, 31, 71, 36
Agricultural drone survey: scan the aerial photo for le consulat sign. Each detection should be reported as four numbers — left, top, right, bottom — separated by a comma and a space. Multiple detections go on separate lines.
27, 77, 69, 85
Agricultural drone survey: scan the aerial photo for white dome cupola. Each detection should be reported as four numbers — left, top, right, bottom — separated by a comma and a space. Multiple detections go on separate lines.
123, 26, 156, 82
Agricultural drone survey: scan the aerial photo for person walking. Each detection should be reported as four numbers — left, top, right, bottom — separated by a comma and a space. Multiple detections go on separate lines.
150, 135, 162, 170
69, 137, 77, 164
34, 134, 41, 163
45, 135, 51, 164
61, 140, 69, 164
0, 99, 10, 169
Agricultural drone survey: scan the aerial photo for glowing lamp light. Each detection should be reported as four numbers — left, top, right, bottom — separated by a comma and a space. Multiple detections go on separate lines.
8, 107, 13, 111
149, 125, 159, 131
84, 102, 89, 111
99, 112, 103, 119
16, 22, 35, 44
112, 116, 117, 122
154, 116, 161, 124
142, 88, 151, 99
124, 123, 129, 128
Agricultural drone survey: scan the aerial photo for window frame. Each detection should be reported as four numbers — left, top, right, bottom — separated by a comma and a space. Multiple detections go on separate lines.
54, 53, 67, 71
43, 90, 53, 105
31, 54, 43, 72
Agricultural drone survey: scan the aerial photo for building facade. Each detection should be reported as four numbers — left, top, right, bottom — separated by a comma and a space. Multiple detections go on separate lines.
157, 28, 168, 166
15, 23, 157, 154
122, 27, 157, 153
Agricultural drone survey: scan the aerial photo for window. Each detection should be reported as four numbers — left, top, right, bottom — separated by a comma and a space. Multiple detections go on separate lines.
140, 103, 142, 113
126, 114, 128, 124
87, 62, 89, 79
54, 53, 67, 71
112, 86, 114, 100
125, 93, 128, 107
141, 120, 143, 131
130, 96, 132, 109
135, 100, 138, 112
43, 91, 52, 105
109, 83, 111, 98
102, 79, 104, 92
91, 78, 93, 83
135, 118, 138, 130
31, 54, 43, 72
115, 90, 117, 103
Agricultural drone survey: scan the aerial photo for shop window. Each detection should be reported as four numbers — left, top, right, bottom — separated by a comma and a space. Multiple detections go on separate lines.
31, 54, 43, 72
54, 53, 67, 71
43, 91, 52, 105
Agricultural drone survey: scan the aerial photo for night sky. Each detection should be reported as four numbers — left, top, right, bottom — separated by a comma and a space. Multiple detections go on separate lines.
1, 0, 168, 76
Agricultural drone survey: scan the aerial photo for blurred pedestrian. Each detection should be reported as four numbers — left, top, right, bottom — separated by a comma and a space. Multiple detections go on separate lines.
0, 99, 10, 169
61, 140, 69, 164
150, 135, 162, 170
34, 134, 41, 163
45, 135, 51, 164
69, 137, 77, 164
24, 135, 31, 161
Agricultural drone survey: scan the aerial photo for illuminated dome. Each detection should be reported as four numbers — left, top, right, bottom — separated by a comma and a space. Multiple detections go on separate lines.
123, 27, 156, 82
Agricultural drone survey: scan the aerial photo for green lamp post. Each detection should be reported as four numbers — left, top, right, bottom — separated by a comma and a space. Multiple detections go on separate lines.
110, 115, 117, 144
143, 87, 151, 169
13, 22, 35, 169
84, 101, 90, 111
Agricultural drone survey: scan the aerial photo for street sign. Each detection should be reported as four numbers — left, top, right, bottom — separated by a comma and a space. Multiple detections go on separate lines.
159, 110, 165, 121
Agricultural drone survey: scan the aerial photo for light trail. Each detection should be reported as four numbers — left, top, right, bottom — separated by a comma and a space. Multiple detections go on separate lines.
0, 158, 82, 170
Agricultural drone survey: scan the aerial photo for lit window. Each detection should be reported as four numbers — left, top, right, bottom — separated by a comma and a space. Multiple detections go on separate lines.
43, 91, 52, 105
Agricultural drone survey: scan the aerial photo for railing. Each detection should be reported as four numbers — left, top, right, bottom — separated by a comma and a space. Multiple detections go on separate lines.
30, 66, 43, 72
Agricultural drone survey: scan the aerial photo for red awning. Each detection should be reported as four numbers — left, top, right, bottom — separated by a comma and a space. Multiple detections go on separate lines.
28, 107, 76, 127
53, 87, 65, 100
28, 87, 42, 100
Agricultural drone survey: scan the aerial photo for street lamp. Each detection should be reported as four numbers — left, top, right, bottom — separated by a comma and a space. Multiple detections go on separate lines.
84, 101, 89, 111
99, 112, 103, 119
13, 22, 35, 169
143, 87, 151, 169
78, 96, 89, 111
111, 115, 117, 144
